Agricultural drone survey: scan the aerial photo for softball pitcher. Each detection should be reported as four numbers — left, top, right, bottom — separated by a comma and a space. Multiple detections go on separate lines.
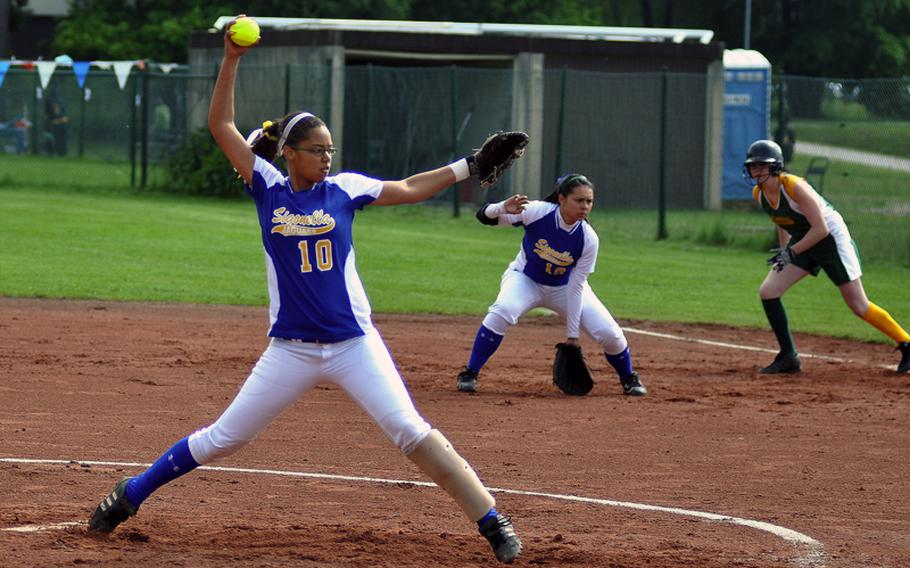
88, 18, 523, 564
745, 139, 910, 374
455, 173, 647, 396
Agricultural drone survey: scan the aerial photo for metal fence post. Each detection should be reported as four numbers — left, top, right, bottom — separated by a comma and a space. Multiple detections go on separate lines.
776, 73, 786, 141
30, 71, 39, 154
77, 81, 86, 158
130, 70, 138, 187
657, 67, 668, 240
324, 58, 332, 121
554, 65, 567, 177
140, 63, 150, 188
284, 63, 291, 114
365, 64, 373, 172
451, 65, 460, 217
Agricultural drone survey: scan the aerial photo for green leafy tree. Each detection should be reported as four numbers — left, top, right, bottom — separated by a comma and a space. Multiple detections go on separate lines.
409, 0, 616, 25
752, 0, 910, 78
51, 0, 910, 77
661, 0, 910, 78
52, 0, 415, 62
53, 1, 229, 61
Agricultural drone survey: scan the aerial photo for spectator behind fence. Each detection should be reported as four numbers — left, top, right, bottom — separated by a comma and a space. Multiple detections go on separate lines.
0, 117, 30, 154
774, 122, 796, 164
44, 96, 69, 156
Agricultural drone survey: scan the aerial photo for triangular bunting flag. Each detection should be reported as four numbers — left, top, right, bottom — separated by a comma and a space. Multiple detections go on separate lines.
73, 61, 90, 88
93, 61, 112, 70
113, 61, 134, 89
159, 63, 177, 74
36, 61, 57, 89
0, 61, 9, 89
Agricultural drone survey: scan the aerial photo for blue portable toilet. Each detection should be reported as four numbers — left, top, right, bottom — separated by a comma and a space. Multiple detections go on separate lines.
722, 49, 771, 200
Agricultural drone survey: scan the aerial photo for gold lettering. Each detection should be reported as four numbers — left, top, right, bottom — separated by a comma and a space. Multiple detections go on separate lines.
271, 207, 337, 237
772, 216, 795, 226
533, 239, 574, 267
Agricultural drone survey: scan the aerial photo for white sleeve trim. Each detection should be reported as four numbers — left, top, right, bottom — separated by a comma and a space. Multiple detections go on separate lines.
498, 200, 555, 226
484, 201, 507, 218
253, 155, 286, 189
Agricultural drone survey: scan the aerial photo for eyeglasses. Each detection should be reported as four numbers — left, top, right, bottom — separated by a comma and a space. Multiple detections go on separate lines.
289, 145, 338, 157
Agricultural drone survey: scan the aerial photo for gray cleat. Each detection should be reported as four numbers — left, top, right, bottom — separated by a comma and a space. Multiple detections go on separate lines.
456, 367, 478, 393
479, 513, 522, 563
620, 371, 647, 396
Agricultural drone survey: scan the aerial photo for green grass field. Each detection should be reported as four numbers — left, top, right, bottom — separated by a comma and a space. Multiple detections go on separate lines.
790, 119, 910, 158
1, 154, 908, 343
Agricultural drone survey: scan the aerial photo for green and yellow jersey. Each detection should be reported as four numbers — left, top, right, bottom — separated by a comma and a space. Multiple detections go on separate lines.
752, 173, 839, 240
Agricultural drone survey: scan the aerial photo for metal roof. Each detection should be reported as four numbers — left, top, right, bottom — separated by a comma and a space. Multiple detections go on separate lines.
723, 49, 771, 69
211, 17, 714, 44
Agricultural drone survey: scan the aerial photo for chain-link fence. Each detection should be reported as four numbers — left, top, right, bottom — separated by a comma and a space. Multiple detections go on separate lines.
0, 65, 213, 186
1, 63, 716, 204
774, 75, 910, 263
2, 65, 907, 263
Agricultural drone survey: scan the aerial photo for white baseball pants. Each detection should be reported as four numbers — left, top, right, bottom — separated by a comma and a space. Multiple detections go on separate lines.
484, 269, 628, 354
188, 329, 432, 464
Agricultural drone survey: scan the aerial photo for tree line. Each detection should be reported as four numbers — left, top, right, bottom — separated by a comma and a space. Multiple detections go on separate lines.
20, 0, 910, 78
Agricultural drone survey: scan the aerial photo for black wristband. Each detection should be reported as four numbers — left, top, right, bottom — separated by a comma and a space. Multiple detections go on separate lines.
475, 203, 498, 226
465, 154, 478, 176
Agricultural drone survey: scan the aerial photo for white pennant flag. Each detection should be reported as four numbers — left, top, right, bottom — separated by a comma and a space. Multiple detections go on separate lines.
36, 61, 57, 89
159, 63, 177, 74
113, 61, 134, 90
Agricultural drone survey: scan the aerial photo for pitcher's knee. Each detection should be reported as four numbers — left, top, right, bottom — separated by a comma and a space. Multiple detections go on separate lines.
378, 410, 432, 453
188, 424, 252, 465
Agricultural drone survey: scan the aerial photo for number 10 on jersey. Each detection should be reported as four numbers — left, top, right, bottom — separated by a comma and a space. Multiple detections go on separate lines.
298, 239, 333, 273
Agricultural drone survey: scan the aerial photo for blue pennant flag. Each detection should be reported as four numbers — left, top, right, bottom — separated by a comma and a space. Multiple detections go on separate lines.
73, 61, 90, 88
0, 61, 10, 89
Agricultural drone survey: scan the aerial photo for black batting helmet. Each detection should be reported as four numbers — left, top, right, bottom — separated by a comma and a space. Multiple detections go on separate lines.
743, 139, 784, 174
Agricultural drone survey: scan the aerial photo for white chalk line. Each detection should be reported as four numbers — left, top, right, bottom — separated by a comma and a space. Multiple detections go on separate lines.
0, 457, 826, 566
3, 521, 84, 533
624, 326, 894, 371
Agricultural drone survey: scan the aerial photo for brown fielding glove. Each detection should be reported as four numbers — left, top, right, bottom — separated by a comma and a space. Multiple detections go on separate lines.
467, 131, 529, 188
552, 343, 594, 396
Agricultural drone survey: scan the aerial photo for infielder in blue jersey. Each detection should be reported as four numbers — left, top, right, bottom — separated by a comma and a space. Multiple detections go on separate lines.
456, 174, 647, 397
88, 17, 522, 564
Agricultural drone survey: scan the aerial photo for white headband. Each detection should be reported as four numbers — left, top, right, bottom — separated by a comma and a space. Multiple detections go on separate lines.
277, 112, 315, 152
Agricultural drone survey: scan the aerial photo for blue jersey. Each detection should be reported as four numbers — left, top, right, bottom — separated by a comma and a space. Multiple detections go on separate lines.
247, 156, 383, 342
499, 201, 598, 286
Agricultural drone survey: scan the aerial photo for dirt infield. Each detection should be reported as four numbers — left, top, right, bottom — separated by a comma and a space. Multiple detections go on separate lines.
1, 297, 908, 567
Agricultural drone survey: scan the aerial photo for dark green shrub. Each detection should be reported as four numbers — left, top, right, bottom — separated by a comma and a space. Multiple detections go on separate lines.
157, 128, 245, 198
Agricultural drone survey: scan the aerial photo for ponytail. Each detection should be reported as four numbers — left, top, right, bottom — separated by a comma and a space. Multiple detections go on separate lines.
249, 120, 283, 161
